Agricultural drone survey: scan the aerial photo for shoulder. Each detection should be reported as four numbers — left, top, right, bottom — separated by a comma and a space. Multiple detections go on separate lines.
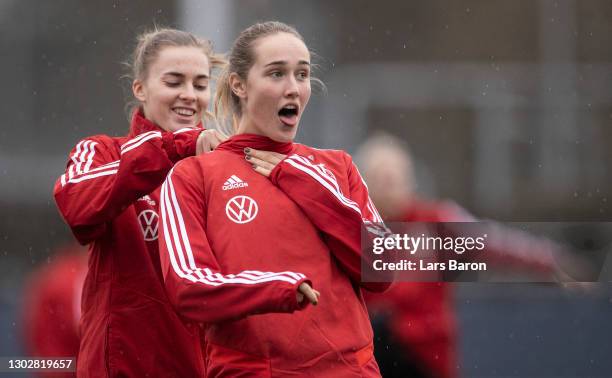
288, 145, 356, 185
172, 150, 236, 178
62, 134, 123, 164
69, 134, 121, 152
293, 144, 351, 165
172, 155, 201, 174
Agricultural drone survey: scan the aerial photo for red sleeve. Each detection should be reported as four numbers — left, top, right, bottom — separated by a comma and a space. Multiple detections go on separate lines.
158, 159, 312, 323
53, 128, 203, 244
270, 151, 391, 292
433, 202, 557, 273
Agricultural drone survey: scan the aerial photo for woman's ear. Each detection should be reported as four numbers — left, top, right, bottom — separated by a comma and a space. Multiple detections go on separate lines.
132, 79, 146, 102
229, 72, 247, 99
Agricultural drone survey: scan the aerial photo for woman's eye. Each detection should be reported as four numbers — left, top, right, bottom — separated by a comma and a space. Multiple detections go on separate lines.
195, 84, 207, 91
165, 82, 180, 87
270, 71, 283, 78
297, 71, 309, 80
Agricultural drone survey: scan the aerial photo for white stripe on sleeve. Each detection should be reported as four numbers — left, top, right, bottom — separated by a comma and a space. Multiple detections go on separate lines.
173, 127, 199, 134
160, 167, 305, 287
121, 132, 162, 155
120, 131, 160, 151
283, 155, 362, 215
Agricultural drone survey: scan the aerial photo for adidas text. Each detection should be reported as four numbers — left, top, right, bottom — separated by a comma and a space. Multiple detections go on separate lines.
223, 182, 248, 190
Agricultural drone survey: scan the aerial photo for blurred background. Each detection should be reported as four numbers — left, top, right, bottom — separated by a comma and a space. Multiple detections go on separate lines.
1, 0, 612, 376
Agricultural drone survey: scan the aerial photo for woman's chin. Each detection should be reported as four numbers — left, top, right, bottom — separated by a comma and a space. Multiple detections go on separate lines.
270, 124, 298, 142
270, 130, 297, 143
165, 120, 198, 132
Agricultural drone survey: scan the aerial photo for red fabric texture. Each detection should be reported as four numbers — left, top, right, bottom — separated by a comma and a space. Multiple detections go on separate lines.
366, 198, 559, 378
53, 111, 205, 377
158, 134, 385, 377
22, 247, 87, 378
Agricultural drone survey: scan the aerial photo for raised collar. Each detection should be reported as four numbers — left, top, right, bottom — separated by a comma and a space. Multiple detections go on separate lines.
127, 109, 203, 138
128, 110, 163, 138
216, 133, 295, 155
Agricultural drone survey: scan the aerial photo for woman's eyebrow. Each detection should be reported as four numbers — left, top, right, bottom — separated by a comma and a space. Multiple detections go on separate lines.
163, 72, 209, 79
264, 60, 310, 67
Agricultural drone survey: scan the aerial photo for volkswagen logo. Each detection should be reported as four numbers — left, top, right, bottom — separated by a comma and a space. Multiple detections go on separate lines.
225, 195, 258, 224
137, 209, 159, 241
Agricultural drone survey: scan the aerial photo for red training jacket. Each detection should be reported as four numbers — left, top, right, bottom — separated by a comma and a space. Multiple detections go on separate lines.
53, 111, 206, 377
366, 198, 558, 378
22, 246, 86, 378
159, 134, 390, 377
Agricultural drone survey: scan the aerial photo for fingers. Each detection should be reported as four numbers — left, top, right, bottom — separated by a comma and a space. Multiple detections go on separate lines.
244, 148, 286, 177
208, 132, 225, 150
210, 129, 229, 146
196, 129, 229, 155
298, 282, 320, 306
196, 132, 205, 156
245, 155, 276, 173
196, 130, 213, 155
244, 148, 285, 165
251, 164, 272, 177
217, 130, 229, 142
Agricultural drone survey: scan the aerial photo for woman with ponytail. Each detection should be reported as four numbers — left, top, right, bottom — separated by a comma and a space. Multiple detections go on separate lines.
158, 21, 389, 377
54, 28, 225, 377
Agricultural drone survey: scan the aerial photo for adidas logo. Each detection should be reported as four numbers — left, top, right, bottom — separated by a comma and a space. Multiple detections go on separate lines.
222, 175, 249, 191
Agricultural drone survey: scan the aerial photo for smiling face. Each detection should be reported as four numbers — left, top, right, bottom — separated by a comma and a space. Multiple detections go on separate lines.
132, 46, 211, 132
232, 32, 311, 142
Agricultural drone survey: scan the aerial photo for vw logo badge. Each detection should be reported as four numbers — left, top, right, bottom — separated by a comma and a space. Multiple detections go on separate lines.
225, 195, 258, 224
138, 209, 159, 241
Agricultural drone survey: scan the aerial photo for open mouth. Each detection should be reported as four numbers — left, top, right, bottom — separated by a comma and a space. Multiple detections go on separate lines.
173, 107, 196, 117
278, 105, 299, 126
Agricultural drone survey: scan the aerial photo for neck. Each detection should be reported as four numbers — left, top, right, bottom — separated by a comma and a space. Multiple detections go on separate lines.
215, 133, 295, 155
236, 115, 259, 136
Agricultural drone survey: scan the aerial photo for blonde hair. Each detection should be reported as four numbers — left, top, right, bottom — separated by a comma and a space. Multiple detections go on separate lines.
214, 21, 322, 135
124, 27, 226, 119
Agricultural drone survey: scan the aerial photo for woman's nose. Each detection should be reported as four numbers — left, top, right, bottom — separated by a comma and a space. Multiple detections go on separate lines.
179, 85, 196, 101
284, 76, 299, 98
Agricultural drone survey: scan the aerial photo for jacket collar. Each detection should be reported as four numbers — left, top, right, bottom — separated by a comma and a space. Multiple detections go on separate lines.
216, 133, 295, 155
127, 109, 203, 138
